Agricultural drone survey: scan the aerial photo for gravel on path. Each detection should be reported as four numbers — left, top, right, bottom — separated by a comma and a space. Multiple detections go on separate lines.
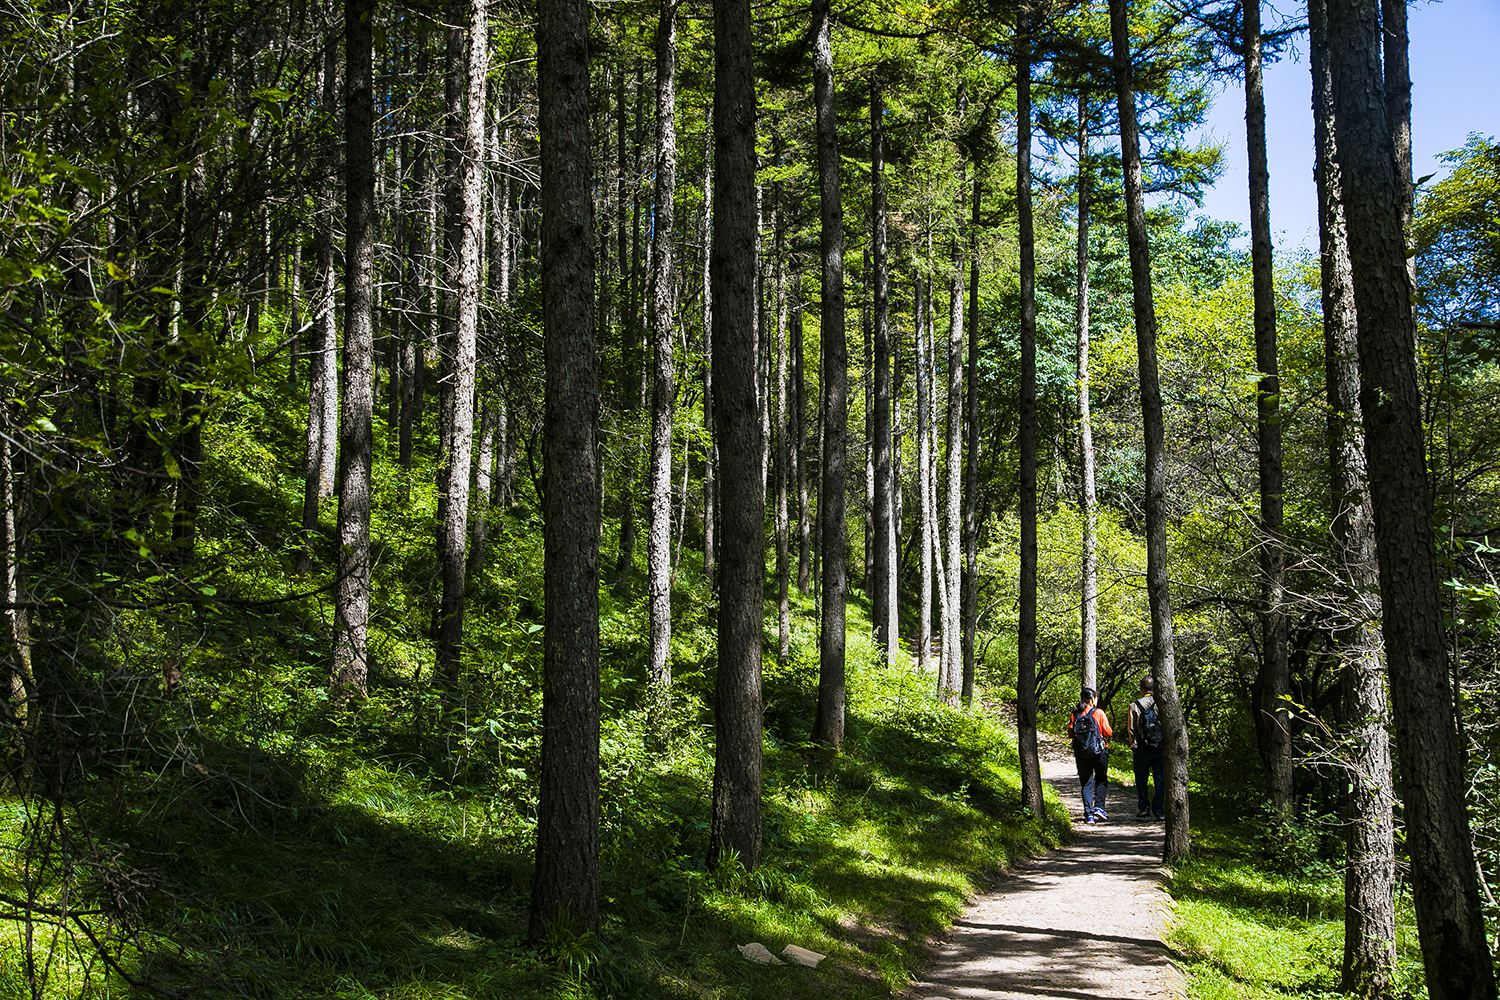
906, 738, 1183, 1000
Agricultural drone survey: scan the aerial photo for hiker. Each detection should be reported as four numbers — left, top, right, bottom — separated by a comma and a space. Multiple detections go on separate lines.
1126, 675, 1166, 819
1068, 687, 1112, 823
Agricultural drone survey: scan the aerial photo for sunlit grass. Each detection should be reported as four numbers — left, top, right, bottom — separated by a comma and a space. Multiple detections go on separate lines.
0, 360, 1076, 999
1167, 785, 1425, 1000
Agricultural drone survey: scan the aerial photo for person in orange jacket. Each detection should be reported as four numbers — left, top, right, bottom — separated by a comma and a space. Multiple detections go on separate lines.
1068, 687, 1113, 823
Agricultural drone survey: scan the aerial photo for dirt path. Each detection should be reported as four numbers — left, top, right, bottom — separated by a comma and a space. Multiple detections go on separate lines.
906, 737, 1182, 1000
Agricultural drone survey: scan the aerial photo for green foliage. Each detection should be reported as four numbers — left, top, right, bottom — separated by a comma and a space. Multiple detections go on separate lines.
982, 504, 1151, 708
0, 354, 1068, 997
1415, 134, 1500, 328
1168, 785, 1427, 1000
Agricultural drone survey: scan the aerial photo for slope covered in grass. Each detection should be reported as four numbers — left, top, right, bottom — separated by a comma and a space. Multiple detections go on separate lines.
1166, 785, 1426, 1000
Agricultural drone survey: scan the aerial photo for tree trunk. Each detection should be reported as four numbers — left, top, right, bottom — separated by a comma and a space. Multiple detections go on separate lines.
384, 126, 403, 432
1, 442, 34, 738
870, 79, 896, 662
927, 308, 952, 700
892, 324, 904, 608
1308, 2, 1396, 991
862, 248, 873, 600
916, 277, 933, 678
647, 0, 679, 708
172, 142, 208, 550
1325, 0, 1494, 994
1015, 19, 1044, 817
795, 286, 810, 593
486, 83, 515, 513
331, 0, 376, 701
398, 58, 427, 502
1112, 0, 1189, 860
757, 190, 771, 498
942, 106, 965, 702
300, 24, 340, 571
1380, 0, 1413, 291
287, 240, 303, 390
700, 106, 716, 586
961, 174, 981, 706
530, 0, 601, 935
774, 197, 792, 665
613, 60, 643, 596
471, 398, 497, 572
434, 0, 488, 689
1076, 95, 1099, 694
1243, 0, 1293, 814
810, 0, 847, 749
437, 12, 463, 468
709, 0, 764, 867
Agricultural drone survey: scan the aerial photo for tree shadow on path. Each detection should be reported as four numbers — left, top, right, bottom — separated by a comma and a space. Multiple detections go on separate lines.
906, 748, 1181, 1000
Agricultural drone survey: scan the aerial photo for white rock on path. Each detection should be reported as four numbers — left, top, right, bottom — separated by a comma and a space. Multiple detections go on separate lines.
782, 943, 826, 968
737, 942, 781, 965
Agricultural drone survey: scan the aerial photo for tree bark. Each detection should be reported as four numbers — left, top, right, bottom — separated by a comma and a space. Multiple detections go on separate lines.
1243, 0, 1293, 814
1111, 0, 1190, 860
709, 0, 764, 867
485, 81, 515, 513
1380, 0, 1413, 289
794, 285, 810, 592
398, 51, 428, 503
870, 79, 896, 663
435, 0, 489, 689
1076, 94, 1099, 694
916, 277, 933, 678
530, 0, 601, 935
962, 174, 981, 706
471, 398, 497, 572
1, 442, 33, 737
613, 60, 643, 596
1308, 2, 1396, 991
700, 106, 716, 585
300, 22, 340, 571
810, 0, 847, 749
774, 195, 792, 665
1015, 18, 1044, 817
862, 248, 873, 601
172, 140, 208, 550
331, 0, 376, 701
1326, 0, 1494, 994
942, 100, 965, 702
647, 0, 679, 708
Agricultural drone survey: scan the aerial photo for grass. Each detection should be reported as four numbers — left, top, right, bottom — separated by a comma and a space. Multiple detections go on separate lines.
0, 544, 1069, 999
0, 344, 1079, 999
1165, 782, 1426, 1000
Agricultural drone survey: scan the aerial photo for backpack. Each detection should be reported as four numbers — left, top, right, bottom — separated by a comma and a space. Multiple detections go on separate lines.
1071, 707, 1105, 756
1136, 698, 1163, 748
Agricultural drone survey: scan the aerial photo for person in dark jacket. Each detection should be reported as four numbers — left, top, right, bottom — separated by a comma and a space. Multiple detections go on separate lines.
1126, 675, 1165, 819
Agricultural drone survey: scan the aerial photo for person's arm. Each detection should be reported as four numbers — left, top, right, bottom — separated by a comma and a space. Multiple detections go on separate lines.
1125, 701, 1136, 748
1096, 708, 1113, 737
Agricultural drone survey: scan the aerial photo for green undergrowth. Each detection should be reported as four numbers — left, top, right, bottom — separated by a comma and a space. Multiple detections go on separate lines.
1166, 783, 1425, 1000
0, 642, 1067, 1000
0, 360, 1071, 998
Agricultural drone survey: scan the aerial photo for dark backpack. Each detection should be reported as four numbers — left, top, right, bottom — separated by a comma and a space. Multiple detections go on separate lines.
1071, 707, 1105, 756
1136, 698, 1163, 748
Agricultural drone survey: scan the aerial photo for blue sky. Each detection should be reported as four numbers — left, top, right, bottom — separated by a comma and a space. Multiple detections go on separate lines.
1186, 0, 1500, 252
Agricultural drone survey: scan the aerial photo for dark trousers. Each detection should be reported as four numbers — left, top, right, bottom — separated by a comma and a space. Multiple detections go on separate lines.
1133, 745, 1165, 816
1075, 749, 1108, 815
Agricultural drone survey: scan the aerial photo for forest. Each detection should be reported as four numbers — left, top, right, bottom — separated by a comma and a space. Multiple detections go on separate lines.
2, 0, 1499, 996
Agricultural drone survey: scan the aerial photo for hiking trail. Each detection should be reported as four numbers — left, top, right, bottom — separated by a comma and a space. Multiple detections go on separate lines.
906, 735, 1183, 1000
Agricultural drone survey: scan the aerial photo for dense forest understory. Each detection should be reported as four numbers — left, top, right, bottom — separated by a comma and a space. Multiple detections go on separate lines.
2, 0, 1500, 996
